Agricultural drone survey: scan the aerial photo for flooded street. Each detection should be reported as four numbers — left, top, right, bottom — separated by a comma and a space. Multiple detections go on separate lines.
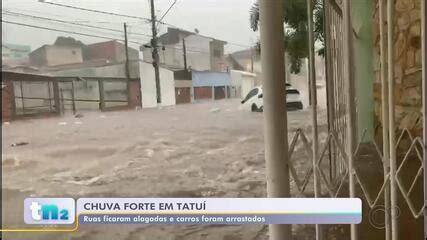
2, 99, 327, 240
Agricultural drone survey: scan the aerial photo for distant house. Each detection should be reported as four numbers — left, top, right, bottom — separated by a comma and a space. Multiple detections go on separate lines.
142, 27, 228, 72
24, 40, 140, 79
226, 48, 260, 73
2, 43, 31, 61
139, 62, 192, 108
29, 45, 83, 67
87, 40, 139, 63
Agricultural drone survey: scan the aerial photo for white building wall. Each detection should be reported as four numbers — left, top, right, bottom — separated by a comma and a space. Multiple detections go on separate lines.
142, 35, 214, 71
184, 35, 211, 71
230, 70, 256, 99
140, 61, 176, 108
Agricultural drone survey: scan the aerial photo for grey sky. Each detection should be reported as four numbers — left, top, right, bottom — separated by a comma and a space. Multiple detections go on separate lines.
2, 0, 259, 53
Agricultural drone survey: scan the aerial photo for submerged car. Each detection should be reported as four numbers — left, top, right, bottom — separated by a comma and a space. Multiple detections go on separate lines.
241, 85, 303, 112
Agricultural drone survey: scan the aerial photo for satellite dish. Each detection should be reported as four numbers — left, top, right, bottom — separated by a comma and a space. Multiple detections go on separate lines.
194, 28, 199, 34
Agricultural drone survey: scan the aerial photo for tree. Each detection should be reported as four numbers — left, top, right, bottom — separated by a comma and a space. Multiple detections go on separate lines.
250, 0, 324, 74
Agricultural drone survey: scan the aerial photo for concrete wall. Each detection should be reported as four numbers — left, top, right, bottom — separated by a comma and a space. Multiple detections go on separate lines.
140, 62, 176, 108
209, 40, 227, 71
45, 46, 83, 67
373, 0, 422, 136
185, 35, 212, 71
51, 61, 140, 78
87, 41, 139, 63
230, 70, 256, 99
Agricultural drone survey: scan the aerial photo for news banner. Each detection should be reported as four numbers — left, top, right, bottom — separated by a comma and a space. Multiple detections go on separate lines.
22, 198, 362, 226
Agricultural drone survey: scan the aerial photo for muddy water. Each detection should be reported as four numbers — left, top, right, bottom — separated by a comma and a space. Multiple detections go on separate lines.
2, 99, 330, 240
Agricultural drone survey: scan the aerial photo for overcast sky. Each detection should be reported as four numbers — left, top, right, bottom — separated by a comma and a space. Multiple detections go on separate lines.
2, 0, 259, 53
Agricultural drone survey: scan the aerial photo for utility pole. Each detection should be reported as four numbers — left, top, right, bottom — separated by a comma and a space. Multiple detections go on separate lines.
123, 23, 131, 80
259, 0, 291, 239
150, 0, 161, 104
123, 23, 132, 107
182, 38, 187, 70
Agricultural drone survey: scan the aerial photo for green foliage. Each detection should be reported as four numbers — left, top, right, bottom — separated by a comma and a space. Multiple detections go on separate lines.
250, 0, 324, 74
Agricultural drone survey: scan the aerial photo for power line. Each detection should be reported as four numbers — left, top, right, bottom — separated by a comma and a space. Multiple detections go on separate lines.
3, 19, 211, 54
2, 20, 144, 45
3, 10, 152, 38
157, 0, 177, 24
37, 0, 251, 49
38, 0, 163, 24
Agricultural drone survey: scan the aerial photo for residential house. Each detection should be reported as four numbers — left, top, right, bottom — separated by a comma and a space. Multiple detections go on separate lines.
142, 27, 228, 72
29, 45, 83, 67
2, 43, 31, 61
86, 40, 139, 63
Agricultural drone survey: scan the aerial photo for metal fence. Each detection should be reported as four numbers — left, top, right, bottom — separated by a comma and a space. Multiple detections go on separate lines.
13, 79, 59, 117
297, 0, 426, 240
57, 77, 130, 114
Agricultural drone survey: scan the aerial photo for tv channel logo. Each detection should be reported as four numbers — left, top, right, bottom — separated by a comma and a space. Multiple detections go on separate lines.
24, 198, 75, 224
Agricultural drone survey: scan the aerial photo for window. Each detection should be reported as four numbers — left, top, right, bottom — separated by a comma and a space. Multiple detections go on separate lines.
213, 49, 221, 57
242, 88, 259, 103
286, 89, 300, 95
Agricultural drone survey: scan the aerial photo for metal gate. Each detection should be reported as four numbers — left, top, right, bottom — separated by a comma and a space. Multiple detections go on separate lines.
286, 0, 426, 240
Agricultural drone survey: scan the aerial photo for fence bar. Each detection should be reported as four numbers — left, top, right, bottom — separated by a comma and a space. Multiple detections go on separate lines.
422, 0, 426, 238
259, 0, 291, 239
71, 80, 76, 115
379, 0, 391, 239
60, 89, 65, 115
386, 0, 399, 239
343, 1, 357, 239
323, 0, 336, 183
98, 79, 105, 111
19, 80, 25, 115
307, 0, 322, 239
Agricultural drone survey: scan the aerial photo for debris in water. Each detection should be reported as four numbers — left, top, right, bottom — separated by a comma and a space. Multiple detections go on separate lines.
58, 122, 68, 125
74, 113, 84, 118
11, 142, 29, 147
209, 108, 221, 113
74, 121, 83, 125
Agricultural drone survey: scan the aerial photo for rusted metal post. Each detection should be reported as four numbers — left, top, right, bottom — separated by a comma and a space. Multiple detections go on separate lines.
71, 79, 76, 115
343, 0, 357, 239
259, 0, 291, 239
98, 79, 105, 111
379, 0, 391, 239
307, 0, 322, 239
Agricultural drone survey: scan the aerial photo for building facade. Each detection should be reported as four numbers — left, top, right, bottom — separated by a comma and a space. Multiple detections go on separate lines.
29, 45, 83, 67
142, 28, 227, 72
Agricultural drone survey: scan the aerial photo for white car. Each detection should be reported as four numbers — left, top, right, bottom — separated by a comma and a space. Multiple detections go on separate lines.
241, 84, 303, 112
